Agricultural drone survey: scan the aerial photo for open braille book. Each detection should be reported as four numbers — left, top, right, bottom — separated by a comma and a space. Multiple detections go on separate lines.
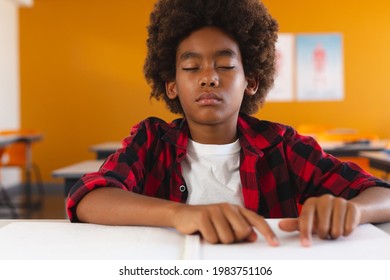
0, 220, 389, 260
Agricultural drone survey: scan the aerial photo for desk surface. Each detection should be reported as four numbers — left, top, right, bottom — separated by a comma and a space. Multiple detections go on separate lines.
52, 160, 104, 196
90, 141, 122, 152
0, 135, 19, 147
2, 219, 390, 232
0, 219, 67, 228
0, 133, 42, 144
359, 151, 390, 173
321, 139, 389, 154
0, 219, 389, 260
52, 160, 104, 178
360, 151, 390, 162
90, 141, 121, 159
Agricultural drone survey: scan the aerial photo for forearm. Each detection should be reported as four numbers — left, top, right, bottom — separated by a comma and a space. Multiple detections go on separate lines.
75, 187, 280, 245
76, 187, 181, 227
351, 187, 390, 224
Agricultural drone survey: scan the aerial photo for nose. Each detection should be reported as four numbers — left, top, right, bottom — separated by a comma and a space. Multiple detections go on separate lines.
199, 68, 219, 88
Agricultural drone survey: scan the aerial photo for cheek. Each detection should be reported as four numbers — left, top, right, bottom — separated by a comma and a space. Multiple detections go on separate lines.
229, 76, 248, 95
176, 78, 196, 96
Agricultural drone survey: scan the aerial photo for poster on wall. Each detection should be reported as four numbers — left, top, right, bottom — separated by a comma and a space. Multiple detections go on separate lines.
296, 34, 344, 101
267, 33, 294, 102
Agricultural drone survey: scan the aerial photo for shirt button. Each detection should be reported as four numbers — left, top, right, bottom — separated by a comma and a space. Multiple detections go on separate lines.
179, 185, 186, 192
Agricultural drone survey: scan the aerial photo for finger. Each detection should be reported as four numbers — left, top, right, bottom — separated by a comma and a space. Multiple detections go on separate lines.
330, 198, 347, 239
344, 202, 360, 236
278, 218, 299, 232
239, 208, 279, 246
197, 211, 220, 244
221, 204, 254, 242
316, 195, 333, 239
299, 198, 316, 247
209, 206, 236, 244
244, 230, 258, 242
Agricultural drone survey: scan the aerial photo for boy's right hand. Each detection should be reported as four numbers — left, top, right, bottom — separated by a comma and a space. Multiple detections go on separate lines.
171, 203, 279, 246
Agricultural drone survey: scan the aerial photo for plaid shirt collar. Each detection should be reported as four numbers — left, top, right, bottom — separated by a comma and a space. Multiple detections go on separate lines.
161, 113, 285, 159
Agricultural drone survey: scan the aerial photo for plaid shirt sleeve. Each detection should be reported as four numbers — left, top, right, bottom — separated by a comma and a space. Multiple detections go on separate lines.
66, 119, 159, 221
283, 126, 389, 202
238, 115, 390, 218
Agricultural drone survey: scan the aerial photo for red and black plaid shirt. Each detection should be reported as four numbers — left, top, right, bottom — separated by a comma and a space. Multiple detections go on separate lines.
67, 114, 389, 221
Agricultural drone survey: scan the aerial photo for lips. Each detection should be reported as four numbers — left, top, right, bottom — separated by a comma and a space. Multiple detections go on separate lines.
195, 92, 222, 105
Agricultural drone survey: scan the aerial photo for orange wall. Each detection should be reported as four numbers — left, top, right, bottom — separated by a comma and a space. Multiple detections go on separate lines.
19, 0, 390, 181
261, 0, 390, 134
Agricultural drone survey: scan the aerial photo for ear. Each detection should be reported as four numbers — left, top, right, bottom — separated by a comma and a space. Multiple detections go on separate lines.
244, 76, 259, 96
165, 81, 178, 100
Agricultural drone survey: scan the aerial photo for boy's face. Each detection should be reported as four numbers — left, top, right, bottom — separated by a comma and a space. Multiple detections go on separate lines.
166, 27, 256, 131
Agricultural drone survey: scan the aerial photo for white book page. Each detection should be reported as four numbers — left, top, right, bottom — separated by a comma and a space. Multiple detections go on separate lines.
1, 220, 389, 260
0, 222, 184, 260
201, 219, 390, 260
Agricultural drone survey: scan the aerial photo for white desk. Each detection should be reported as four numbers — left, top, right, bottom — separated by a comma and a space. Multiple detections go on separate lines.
52, 160, 104, 196
2, 219, 386, 234
0, 133, 42, 148
0, 135, 19, 148
0, 219, 67, 228
320, 139, 389, 157
0, 219, 389, 260
359, 151, 390, 174
90, 141, 121, 159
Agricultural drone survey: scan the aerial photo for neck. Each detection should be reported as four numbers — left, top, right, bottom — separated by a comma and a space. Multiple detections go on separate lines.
187, 121, 238, 144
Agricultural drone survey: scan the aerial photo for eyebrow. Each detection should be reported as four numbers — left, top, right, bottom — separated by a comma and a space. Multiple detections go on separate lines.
178, 49, 238, 62
215, 49, 237, 58
179, 52, 201, 61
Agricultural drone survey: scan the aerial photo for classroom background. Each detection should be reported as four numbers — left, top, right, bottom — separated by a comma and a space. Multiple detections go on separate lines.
1, 0, 390, 218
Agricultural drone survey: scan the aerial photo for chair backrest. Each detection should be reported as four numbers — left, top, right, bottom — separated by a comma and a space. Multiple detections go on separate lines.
0, 129, 39, 167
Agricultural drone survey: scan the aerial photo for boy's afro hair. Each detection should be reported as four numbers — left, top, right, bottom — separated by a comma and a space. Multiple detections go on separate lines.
144, 0, 278, 115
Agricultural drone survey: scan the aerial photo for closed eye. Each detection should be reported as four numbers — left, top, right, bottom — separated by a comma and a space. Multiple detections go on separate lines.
182, 67, 199, 71
218, 66, 235, 70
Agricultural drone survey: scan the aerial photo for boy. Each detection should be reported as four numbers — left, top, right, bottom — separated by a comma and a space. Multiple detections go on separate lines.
67, 0, 390, 247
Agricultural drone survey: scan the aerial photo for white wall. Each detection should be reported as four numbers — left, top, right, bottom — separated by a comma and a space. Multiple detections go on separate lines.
0, 0, 33, 187
0, 0, 20, 130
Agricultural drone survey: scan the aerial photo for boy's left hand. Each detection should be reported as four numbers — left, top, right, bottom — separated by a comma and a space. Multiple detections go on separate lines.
278, 194, 361, 247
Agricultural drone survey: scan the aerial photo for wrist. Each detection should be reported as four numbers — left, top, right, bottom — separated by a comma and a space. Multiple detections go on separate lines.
349, 199, 366, 225
166, 201, 187, 228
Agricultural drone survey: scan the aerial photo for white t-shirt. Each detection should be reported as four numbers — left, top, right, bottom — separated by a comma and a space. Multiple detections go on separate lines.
181, 139, 244, 206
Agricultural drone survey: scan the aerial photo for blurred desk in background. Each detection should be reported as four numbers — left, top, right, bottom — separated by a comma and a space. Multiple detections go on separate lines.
359, 151, 390, 176
321, 140, 388, 157
52, 160, 104, 196
0, 132, 43, 218
0, 135, 19, 148
90, 141, 121, 159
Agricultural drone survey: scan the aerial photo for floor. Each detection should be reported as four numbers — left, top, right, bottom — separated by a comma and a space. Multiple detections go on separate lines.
0, 182, 66, 219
